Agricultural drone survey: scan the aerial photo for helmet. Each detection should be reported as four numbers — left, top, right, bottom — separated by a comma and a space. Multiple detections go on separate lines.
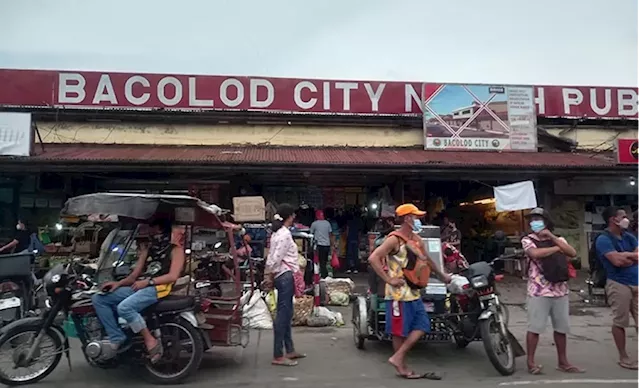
43, 264, 68, 296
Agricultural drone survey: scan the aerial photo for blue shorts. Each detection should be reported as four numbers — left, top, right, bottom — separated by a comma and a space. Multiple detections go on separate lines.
385, 299, 431, 337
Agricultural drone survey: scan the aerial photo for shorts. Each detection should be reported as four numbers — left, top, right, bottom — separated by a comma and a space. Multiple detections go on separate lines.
527, 295, 570, 334
385, 299, 431, 338
606, 279, 639, 328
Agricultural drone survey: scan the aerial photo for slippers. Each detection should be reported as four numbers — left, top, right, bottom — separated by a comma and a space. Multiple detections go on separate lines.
147, 342, 164, 364
557, 365, 586, 374
397, 371, 443, 380
285, 352, 307, 360
618, 361, 638, 370
528, 365, 544, 375
272, 358, 298, 367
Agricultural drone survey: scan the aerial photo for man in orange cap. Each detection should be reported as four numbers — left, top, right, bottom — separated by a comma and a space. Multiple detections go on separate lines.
368, 203, 451, 379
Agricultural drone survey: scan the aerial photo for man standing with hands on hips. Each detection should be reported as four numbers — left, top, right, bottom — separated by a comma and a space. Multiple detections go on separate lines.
368, 204, 451, 380
595, 207, 638, 370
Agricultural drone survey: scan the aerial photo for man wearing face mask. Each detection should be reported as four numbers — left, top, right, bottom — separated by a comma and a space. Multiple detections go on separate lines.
595, 207, 638, 370
521, 208, 584, 375
0, 219, 31, 254
368, 204, 451, 379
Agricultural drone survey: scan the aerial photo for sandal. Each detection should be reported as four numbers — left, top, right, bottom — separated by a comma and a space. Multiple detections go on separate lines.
528, 365, 544, 375
285, 352, 307, 360
618, 360, 638, 370
147, 342, 164, 364
272, 358, 298, 367
397, 371, 443, 380
557, 365, 585, 374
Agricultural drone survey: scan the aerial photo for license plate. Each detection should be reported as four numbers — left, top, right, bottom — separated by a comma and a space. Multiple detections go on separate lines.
423, 302, 435, 312
0, 297, 21, 310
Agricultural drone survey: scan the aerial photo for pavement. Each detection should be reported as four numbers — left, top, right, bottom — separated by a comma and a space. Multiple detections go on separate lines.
21, 274, 640, 388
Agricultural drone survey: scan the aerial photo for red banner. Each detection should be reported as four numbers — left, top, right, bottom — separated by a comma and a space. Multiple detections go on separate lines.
0, 69, 637, 119
616, 139, 639, 164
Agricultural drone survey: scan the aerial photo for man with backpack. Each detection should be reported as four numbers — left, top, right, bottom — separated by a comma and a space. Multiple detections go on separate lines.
368, 203, 451, 380
521, 208, 584, 375
595, 206, 638, 370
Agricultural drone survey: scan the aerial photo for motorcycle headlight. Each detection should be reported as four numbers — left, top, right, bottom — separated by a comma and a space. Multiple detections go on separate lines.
471, 275, 489, 289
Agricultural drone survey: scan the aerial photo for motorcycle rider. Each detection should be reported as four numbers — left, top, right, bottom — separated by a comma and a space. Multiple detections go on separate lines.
93, 217, 186, 363
0, 219, 31, 254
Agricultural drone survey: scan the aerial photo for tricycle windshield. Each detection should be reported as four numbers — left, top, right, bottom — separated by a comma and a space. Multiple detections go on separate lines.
95, 228, 135, 283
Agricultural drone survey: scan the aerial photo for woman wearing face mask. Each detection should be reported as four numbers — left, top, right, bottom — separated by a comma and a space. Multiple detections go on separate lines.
0, 219, 31, 254
520, 207, 584, 375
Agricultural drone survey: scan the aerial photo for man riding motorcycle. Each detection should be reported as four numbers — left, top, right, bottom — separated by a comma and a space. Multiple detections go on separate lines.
92, 217, 186, 363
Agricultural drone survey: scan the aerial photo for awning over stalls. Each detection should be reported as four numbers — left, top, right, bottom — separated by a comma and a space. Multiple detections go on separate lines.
0, 143, 632, 177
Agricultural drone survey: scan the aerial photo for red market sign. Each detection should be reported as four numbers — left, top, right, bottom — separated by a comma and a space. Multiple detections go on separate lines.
0, 69, 637, 119
616, 139, 639, 164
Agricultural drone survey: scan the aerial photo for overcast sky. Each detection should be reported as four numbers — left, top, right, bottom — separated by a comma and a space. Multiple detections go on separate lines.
0, 0, 637, 86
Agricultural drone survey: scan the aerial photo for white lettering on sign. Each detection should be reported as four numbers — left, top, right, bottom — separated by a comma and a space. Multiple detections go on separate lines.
405, 84, 421, 113
125, 76, 150, 105
534, 87, 545, 115
364, 83, 386, 112
157, 76, 182, 106
58, 73, 86, 104
188, 77, 214, 107
562, 88, 583, 114
294, 81, 317, 110
590, 88, 611, 116
335, 82, 358, 111
618, 89, 638, 117
93, 74, 117, 104
220, 78, 243, 108
249, 79, 274, 109
323, 81, 330, 110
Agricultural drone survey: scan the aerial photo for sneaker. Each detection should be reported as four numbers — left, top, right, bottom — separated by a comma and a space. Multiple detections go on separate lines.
353, 270, 359, 274
345, 270, 352, 274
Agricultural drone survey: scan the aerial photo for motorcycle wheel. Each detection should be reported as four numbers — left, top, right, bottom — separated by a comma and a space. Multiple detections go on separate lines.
497, 303, 510, 326
0, 325, 63, 386
479, 315, 515, 376
139, 317, 204, 385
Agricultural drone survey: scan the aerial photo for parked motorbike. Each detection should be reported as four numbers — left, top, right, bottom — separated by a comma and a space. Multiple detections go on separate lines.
0, 252, 46, 327
0, 262, 204, 386
447, 259, 522, 375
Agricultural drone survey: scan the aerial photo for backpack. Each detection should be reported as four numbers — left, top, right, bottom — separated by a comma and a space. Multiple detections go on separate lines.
388, 231, 431, 289
531, 238, 569, 283
589, 233, 609, 288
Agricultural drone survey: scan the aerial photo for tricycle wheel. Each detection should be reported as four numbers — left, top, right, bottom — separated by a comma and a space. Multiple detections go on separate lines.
479, 316, 515, 376
352, 314, 365, 349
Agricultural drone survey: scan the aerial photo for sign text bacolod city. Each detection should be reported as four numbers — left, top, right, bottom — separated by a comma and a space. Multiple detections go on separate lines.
0, 69, 637, 119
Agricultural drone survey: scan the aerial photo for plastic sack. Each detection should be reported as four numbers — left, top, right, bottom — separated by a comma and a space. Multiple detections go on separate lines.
329, 291, 349, 306
330, 251, 340, 269
298, 254, 307, 269
446, 274, 470, 294
314, 306, 345, 326
242, 291, 273, 329
265, 290, 277, 313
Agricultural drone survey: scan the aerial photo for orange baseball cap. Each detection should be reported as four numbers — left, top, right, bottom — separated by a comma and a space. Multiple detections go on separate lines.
395, 203, 426, 217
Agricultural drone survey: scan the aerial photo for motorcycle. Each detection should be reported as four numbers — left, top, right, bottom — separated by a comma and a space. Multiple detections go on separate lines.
0, 252, 45, 327
0, 261, 204, 386
447, 259, 522, 375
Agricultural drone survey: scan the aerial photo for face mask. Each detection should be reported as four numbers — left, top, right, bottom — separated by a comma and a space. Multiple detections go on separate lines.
530, 220, 545, 233
16, 224, 21, 230
412, 218, 423, 233
617, 218, 630, 230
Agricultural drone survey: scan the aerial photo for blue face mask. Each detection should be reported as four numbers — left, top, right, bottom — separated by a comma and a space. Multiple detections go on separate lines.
413, 218, 423, 233
530, 220, 545, 233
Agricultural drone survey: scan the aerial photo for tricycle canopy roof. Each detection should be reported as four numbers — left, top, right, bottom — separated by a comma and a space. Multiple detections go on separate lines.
61, 193, 225, 222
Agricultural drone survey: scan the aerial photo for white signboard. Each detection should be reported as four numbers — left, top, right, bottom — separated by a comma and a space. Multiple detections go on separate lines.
233, 196, 266, 222
0, 112, 32, 157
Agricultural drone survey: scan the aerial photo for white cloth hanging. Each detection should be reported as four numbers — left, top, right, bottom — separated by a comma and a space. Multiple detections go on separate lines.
493, 181, 537, 212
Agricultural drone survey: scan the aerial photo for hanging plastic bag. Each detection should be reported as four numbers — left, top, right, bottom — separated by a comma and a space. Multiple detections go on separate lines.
331, 251, 340, 269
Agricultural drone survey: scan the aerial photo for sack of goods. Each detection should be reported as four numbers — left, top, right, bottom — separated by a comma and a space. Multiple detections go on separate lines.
292, 295, 314, 326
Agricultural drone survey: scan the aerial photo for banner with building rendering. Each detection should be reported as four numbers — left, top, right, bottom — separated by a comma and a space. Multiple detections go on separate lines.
422, 83, 538, 151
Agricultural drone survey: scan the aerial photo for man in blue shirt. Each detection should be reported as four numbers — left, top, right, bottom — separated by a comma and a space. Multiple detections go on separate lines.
595, 206, 639, 370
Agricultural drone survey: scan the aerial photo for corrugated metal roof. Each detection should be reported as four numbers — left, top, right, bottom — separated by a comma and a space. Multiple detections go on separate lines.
7, 143, 618, 169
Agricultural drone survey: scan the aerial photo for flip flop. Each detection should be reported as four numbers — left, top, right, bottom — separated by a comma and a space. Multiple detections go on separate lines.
397, 371, 443, 380
147, 342, 164, 364
528, 365, 544, 375
272, 358, 298, 367
618, 361, 638, 370
557, 365, 586, 373
286, 352, 307, 360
